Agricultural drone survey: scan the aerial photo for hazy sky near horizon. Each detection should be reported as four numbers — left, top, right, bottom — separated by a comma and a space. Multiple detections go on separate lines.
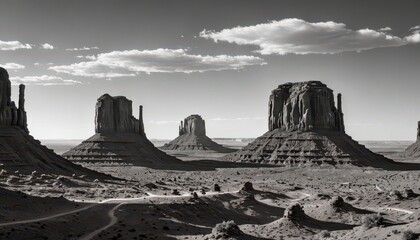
1, 0, 419, 140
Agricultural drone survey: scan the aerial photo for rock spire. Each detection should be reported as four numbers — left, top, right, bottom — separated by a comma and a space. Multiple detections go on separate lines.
0, 68, 27, 132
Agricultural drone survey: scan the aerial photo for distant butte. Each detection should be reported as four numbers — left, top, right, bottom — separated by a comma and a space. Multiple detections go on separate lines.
160, 114, 235, 153
395, 121, 420, 160
0, 67, 107, 177
63, 94, 183, 168
224, 81, 400, 168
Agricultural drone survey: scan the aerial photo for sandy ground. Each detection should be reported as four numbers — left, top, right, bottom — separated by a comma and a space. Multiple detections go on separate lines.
1, 140, 420, 239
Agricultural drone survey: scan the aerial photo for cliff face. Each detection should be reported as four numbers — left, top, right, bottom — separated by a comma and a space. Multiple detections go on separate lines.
225, 81, 397, 168
179, 115, 206, 136
64, 94, 182, 168
95, 94, 145, 136
161, 114, 235, 153
396, 121, 420, 160
0, 68, 27, 132
0, 67, 108, 177
268, 81, 344, 132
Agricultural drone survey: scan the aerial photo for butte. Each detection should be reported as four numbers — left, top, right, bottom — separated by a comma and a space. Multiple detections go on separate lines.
0, 67, 105, 177
224, 81, 399, 168
160, 114, 235, 153
62, 94, 183, 168
395, 121, 420, 160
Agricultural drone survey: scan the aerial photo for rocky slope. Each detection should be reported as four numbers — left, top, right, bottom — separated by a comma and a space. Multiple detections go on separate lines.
394, 121, 420, 160
0, 67, 108, 177
63, 94, 182, 168
224, 81, 399, 168
161, 115, 235, 153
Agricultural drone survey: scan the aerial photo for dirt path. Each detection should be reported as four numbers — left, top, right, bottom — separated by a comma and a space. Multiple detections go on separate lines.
79, 203, 124, 240
0, 204, 96, 227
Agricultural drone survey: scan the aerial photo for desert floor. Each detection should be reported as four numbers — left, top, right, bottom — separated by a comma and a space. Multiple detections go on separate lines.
1, 140, 419, 240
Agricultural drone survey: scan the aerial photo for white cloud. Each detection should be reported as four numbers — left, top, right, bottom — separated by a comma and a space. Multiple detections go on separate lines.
0, 40, 32, 50
49, 48, 265, 78
10, 75, 82, 86
379, 27, 392, 31
0, 63, 25, 70
65, 46, 99, 51
41, 43, 54, 50
200, 18, 419, 55
409, 25, 420, 31
405, 32, 420, 43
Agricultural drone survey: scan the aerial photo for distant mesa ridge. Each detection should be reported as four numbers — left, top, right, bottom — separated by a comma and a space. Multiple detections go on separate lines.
224, 81, 398, 168
63, 94, 182, 168
161, 114, 235, 153
0, 67, 107, 177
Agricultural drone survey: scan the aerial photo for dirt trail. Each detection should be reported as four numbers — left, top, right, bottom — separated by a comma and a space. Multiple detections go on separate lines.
79, 203, 124, 240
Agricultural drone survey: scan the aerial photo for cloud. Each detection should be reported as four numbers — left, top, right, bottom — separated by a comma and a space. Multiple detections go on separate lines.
49, 48, 266, 78
65, 46, 99, 51
0, 63, 25, 70
41, 43, 54, 50
0, 40, 32, 50
10, 75, 83, 86
200, 18, 419, 55
379, 27, 392, 31
405, 32, 420, 43
409, 25, 420, 31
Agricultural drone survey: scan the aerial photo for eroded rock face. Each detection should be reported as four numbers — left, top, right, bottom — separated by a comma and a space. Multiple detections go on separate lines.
268, 81, 344, 132
95, 94, 145, 136
0, 67, 27, 132
179, 115, 206, 136
63, 94, 183, 168
161, 114, 235, 153
225, 81, 398, 168
0, 68, 106, 177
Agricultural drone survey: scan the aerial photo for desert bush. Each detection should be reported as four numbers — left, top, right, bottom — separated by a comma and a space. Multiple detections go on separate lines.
402, 230, 417, 240
212, 220, 241, 238
362, 214, 384, 229
319, 230, 330, 238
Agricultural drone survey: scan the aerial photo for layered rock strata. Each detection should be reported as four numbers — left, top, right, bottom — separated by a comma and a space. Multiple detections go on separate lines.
224, 81, 396, 168
63, 94, 182, 168
0, 67, 106, 177
161, 115, 235, 153
395, 121, 420, 160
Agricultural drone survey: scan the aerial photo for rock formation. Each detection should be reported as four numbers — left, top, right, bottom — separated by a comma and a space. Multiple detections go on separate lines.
224, 81, 398, 168
161, 115, 235, 153
395, 121, 420, 160
0, 67, 106, 177
0, 68, 27, 132
63, 94, 182, 168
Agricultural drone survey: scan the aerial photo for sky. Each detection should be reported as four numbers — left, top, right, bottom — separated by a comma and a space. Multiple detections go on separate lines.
0, 0, 419, 141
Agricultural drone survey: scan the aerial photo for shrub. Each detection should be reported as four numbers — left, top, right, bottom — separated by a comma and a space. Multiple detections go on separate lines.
212, 220, 241, 238
402, 230, 417, 240
319, 230, 331, 238
362, 214, 384, 229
